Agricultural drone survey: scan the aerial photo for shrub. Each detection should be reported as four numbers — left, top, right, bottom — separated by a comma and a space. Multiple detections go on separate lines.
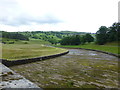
24, 42, 28, 44
2, 41, 6, 44
9, 42, 14, 44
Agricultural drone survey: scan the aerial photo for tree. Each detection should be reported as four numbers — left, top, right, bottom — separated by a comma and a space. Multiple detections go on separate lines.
60, 36, 72, 45
85, 33, 94, 43
60, 35, 81, 45
96, 22, 120, 45
80, 35, 87, 44
74, 35, 81, 45
70, 35, 81, 45
48, 38, 58, 45
104, 22, 120, 42
117, 22, 120, 41
96, 26, 108, 45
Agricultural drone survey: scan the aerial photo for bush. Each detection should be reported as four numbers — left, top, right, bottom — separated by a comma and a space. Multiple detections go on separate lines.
24, 42, 28, 44
60, 35, 81, 45
15, 39, 18, 41
8, 42, 14, 44
2, 41, 6, 44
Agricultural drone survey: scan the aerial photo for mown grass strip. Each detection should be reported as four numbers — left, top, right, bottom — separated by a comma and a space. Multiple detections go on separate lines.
55, 44, 119, 55
2, 44, 67, 61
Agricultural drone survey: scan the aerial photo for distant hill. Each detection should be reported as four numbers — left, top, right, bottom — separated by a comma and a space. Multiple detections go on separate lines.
0, 31, 89, 44
19, 31, 89, 44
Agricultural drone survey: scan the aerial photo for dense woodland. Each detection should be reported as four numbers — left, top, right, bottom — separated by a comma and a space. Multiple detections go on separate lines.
0, 22, 119, 45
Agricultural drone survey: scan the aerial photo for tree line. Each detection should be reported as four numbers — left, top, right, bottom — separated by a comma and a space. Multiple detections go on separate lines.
0, 31, 88, 45
60, 33, 94, 45
96, 22, 120, 45
1, 31, 29, 41
60, 22, 119, 45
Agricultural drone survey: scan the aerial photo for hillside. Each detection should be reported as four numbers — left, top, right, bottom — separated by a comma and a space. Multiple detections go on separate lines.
1, 31, 88, 44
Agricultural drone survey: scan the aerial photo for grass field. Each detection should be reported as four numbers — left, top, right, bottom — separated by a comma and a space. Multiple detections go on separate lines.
55, 42, 119, 55
1, 38, 51, 45
1, 39, 67, 61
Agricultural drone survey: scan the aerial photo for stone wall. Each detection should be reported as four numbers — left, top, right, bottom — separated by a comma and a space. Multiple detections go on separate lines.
1, 63, 41, 89
2, 51, 69, 67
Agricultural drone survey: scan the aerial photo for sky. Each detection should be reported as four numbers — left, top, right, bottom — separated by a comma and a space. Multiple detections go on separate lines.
0, 0, 119, 33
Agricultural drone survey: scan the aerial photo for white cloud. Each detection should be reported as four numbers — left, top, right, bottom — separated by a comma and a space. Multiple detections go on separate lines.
0, 0, 119, 33
0, 14, 63, 26
0, 0, 62, 26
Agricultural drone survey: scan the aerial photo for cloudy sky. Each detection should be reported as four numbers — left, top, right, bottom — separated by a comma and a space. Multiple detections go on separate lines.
0, 0, 119, 33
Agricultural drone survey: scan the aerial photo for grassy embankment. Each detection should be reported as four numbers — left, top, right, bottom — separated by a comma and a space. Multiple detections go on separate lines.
1, 38, 67, 61
55, 42, 119, 55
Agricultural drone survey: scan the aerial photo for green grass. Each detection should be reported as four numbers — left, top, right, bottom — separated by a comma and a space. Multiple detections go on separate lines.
1, 38, 51, 45
105, 41, 119, 46
55, 42, 119, 54
1, 39, 67, 61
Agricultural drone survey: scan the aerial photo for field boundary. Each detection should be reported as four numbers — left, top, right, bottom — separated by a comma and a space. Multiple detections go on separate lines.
1, 51, 69, 67
59, 47, 120, 58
